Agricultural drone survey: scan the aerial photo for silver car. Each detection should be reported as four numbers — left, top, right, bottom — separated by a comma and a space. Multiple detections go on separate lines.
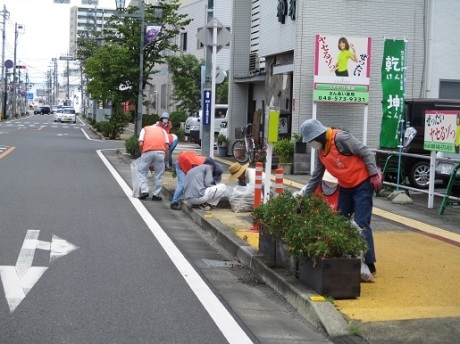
435, 152, 460, 194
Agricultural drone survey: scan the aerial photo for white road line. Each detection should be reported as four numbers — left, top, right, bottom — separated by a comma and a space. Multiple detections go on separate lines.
97, 149, 253, 344
15, 230, 40, 278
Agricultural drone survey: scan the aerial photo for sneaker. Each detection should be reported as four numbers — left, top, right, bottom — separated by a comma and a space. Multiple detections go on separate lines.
151, 195, 162, 201
138, 192, 149, 200
199, 203, 212, 211
170, 202, 181, 210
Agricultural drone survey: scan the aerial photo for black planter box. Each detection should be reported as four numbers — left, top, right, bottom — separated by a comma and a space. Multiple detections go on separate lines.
298, 257, 361, 298
275, 240, 298, 274
258, 230, 276, 264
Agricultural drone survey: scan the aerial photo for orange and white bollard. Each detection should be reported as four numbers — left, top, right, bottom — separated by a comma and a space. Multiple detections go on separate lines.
275, 168, 284, 197
254, 162, 263, 208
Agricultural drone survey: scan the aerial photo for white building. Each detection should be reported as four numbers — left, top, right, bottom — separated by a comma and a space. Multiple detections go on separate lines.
228, 0, 460, 152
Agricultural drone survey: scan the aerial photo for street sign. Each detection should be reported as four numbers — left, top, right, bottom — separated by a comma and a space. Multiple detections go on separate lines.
203, 90, 212, 126
27, 93, 33, 100
196, 18, 232, 53
4, 59, 13, 69
59, 56, 74, 61
0, 229, 79, 313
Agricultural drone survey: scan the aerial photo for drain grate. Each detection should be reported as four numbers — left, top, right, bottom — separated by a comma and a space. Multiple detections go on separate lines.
202, 259, 239, 268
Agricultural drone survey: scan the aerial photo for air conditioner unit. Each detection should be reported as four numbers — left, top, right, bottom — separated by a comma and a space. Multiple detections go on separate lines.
249, 53, 259, 73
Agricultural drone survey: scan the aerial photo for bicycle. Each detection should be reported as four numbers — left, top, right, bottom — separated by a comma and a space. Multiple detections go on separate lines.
232, 123, 255, 163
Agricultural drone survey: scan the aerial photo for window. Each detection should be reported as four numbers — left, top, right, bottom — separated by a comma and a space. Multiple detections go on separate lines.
440, 80, 460, 100
180, 32, 187, 51
161, 84, 167, 109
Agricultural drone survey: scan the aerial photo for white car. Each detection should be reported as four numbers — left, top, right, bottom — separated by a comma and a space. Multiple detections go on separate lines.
185, 104, 228, 144
60, 108, 76, 123
54, 109, 64, 122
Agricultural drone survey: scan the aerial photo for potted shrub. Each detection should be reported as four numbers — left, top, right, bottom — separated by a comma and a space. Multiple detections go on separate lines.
217, 133, 229, 157
273, 138, 294, 174
253, 191, 368, 298
292, 133, 307, 154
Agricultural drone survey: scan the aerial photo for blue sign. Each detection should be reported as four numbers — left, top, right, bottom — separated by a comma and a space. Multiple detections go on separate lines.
4, 59, 13, 69
203, 89, 212, 126
27, 93, 33, 100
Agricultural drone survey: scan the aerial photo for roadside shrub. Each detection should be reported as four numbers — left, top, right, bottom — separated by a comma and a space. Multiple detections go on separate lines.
125, 134, 140, 158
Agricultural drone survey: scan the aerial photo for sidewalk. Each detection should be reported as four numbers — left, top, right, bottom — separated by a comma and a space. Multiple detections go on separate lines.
113, 126, 460, 343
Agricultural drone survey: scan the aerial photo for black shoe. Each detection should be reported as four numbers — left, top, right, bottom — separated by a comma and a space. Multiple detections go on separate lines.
151, 195, 162, 201
170, 202, 181, 210
139, 193, 149, 200
367, 263, 376, 274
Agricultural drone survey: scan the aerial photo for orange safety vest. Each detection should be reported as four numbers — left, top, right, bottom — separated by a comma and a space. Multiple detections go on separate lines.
319, 130, 369, 188
177, 151, 206, 174
141, 126, 167, 153
314, 183, 339, 211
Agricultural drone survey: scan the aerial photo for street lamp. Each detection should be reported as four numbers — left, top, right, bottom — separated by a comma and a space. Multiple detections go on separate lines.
114, 0, 163, 135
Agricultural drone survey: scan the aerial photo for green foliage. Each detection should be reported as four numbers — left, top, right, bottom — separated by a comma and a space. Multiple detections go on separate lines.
292, 132, 302, 143
273, 138, 295, 163
253, 191, 368, 262
142, 114, 158, 127
215, 70, 229, 104
125, 134, 140, 158
217, 133, 228, 146
166, 54, 203, 115
78, 0, 191, 113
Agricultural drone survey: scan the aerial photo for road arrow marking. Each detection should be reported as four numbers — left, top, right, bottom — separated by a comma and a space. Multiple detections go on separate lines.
0, 229, 79, 313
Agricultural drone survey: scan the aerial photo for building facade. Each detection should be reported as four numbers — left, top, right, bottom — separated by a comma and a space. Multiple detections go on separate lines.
229, 0, 460, 152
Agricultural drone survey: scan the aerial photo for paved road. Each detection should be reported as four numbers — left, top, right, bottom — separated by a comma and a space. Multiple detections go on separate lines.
0, 115, 332, 343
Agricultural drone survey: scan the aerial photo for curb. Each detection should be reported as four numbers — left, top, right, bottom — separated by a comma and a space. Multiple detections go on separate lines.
115, 148, 364, 341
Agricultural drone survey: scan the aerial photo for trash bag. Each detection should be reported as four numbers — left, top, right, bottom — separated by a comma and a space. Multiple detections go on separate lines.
131, 157, 141, 198
351, 221, 376, 283
228, 185, 254, 213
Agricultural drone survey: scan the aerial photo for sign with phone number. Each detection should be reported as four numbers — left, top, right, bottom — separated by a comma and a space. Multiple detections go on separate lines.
313, 90, 369, 104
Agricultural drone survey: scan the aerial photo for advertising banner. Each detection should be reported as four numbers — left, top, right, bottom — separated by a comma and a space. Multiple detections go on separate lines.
145, 26, 162, 46
424, 110, 460, 153
379, 39, 406, 148
313, 34, 371, 104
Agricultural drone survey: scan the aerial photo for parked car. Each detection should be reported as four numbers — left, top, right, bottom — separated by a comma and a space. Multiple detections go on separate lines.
185, 104, 228, 144
377, 98, 460, 189
40, 105, 51, 115
435, 152, 460, 194
34, 106, 42, 115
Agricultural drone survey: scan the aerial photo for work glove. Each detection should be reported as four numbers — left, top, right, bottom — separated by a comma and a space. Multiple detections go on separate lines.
369, 169, 383, 193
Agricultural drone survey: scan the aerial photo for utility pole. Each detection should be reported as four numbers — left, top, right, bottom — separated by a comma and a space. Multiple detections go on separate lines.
1, 5, 9, 119
12, 23, 24, 118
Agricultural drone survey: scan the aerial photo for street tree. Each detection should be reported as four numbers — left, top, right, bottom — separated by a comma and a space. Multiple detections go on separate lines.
80, 0, 191, 118
166, 54, 203, 116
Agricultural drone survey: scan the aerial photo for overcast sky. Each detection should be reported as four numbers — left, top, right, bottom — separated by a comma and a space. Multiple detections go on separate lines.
2, 0, 115, 84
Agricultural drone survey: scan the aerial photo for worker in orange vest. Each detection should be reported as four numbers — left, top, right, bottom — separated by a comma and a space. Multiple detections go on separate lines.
138, 123, 169, 201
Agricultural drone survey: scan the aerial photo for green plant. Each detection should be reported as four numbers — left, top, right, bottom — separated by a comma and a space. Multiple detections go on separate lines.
217, 133, 228, 146
273, 138, 294, 163
252, 191, 367, 263
292, 132, 302, 143
125, 134, 140, 158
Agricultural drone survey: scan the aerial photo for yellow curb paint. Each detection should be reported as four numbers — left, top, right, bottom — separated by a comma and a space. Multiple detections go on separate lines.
204, 214, 213, 218
0, 146, 15, 159
334, 231, 460, 322
235, 230, 259, 249
310, 296, 326, 301
373, 207, 460, 243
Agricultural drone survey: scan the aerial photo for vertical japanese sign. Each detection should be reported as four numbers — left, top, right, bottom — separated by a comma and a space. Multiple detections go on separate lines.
313, 34, 371, 104
424, 110, 459, 153
379, 40, 406, 148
